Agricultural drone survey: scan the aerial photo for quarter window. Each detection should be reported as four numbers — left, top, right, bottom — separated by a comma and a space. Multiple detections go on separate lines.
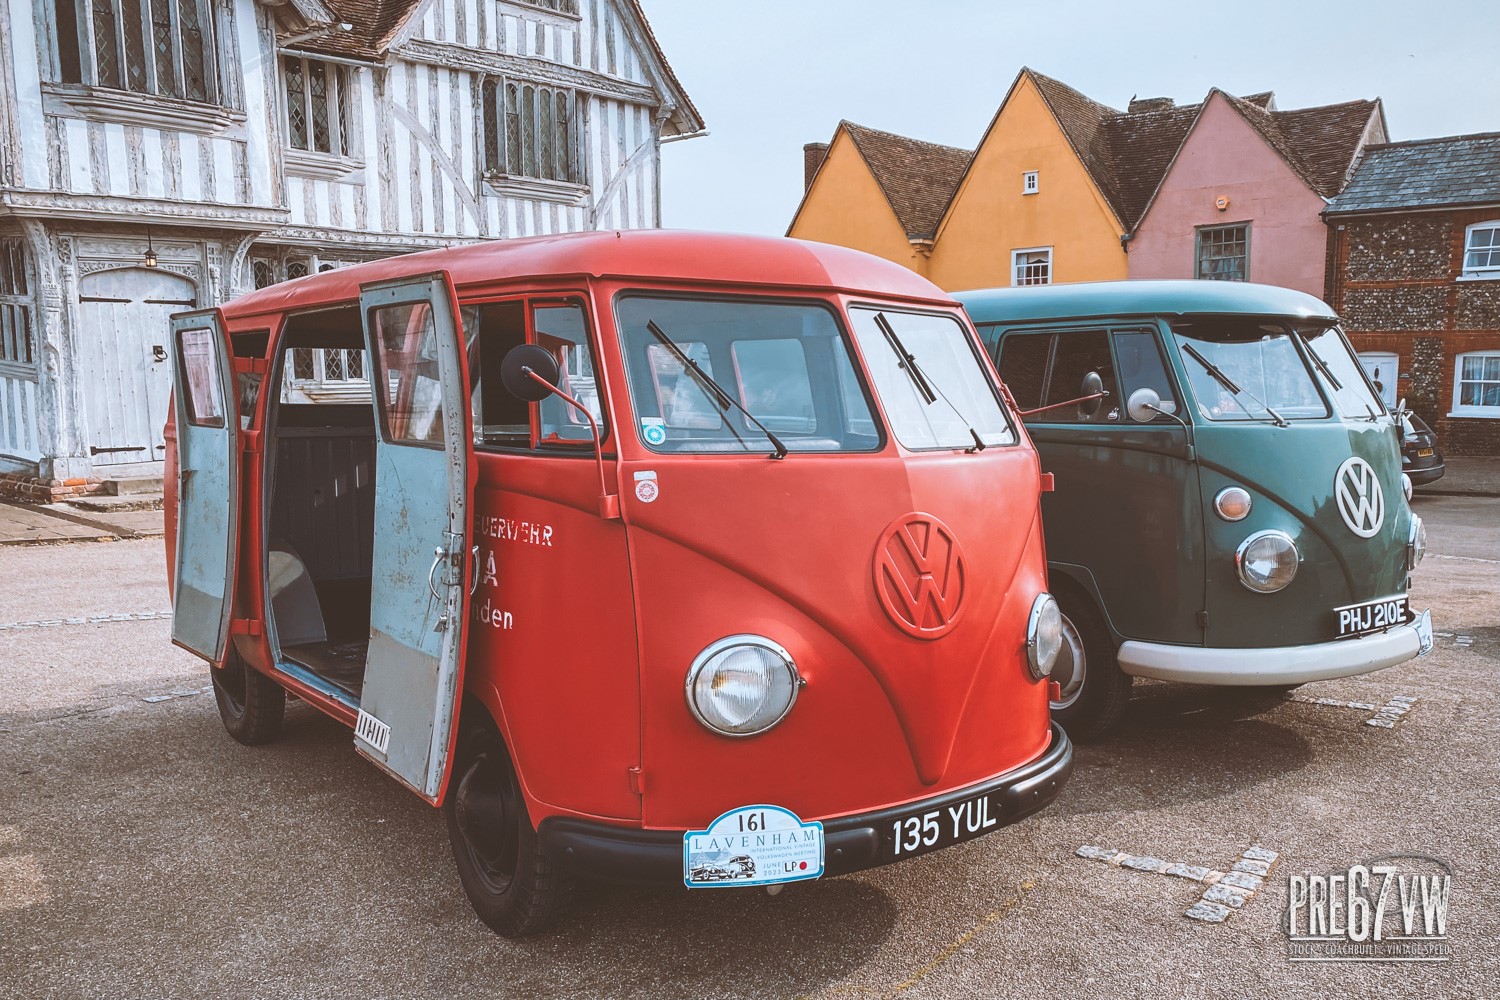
1452, 352, 1500, 416
1462, 222, 1500, 279
53, 0, 218, 102
468, 299, 604, 450
1012, 248, 1052, 286
480, 78, 581, 183
283, 57, 353, 157
0, 238, 35, 369
1196, 224, 1249, 281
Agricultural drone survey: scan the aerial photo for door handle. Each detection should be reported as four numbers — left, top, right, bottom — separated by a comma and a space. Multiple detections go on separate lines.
428, 546, 448, 604
468, 545, 481, 595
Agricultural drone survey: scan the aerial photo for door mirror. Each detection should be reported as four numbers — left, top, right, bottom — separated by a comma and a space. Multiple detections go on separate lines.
501, 344, 561, 402
1127, 387, 1162, 423
1079, 371, 1105, 418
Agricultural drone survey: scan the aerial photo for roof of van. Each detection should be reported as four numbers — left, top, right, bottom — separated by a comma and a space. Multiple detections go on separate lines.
956, 280, 1338, 325
221, 230, 952, 321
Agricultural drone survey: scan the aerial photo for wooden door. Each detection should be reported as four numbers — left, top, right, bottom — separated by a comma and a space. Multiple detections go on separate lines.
77, 267, 198, 467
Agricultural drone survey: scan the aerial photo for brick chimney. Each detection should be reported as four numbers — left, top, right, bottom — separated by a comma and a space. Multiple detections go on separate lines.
1128, 97, 1176, 114
804, 142, 830, 189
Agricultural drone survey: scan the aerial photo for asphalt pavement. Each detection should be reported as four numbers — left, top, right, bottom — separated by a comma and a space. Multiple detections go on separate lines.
0, 495, 1495, 999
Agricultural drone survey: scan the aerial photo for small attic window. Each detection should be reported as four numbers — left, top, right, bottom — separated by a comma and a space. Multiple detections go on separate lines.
1023, 171, 1039, 195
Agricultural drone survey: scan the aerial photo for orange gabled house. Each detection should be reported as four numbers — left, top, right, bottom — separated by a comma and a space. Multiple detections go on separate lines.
786, 121, 972, 279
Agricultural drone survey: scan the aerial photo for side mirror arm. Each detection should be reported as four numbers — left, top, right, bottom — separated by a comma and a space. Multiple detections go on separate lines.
1018, 390, 1110, 417
523, 367, 621, 521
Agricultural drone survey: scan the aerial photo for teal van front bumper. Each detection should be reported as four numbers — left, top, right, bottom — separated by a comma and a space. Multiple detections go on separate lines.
1116, 610, 1430, 685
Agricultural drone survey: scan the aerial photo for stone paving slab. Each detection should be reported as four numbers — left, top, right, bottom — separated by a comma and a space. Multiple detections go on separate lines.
0, 503, 114, 545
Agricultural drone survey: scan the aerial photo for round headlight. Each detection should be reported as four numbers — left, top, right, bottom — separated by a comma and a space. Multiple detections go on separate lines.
1236, 530, 1300, 593
685, 636, 801, 737
1402, 473, 1414, 503
1026, 593, 1063, 681
1409, 514, 1426, 570
1215, 486, 1253, 522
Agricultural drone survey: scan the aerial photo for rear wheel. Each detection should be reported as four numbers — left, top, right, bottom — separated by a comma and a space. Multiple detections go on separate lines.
1049, 593, 1131, 741
445, 717, 573, 937
211, 646, 286, 745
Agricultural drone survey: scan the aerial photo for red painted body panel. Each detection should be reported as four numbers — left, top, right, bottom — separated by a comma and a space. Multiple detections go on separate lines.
165, 231, 1053, 833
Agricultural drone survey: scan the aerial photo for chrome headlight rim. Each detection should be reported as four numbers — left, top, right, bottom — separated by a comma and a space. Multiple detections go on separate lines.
684, 634, 801, 739
1407, 514, 1426, 571
1235, 529, 1300, 594
1025, 593, 1063, 681
1214, 486, 1253, 522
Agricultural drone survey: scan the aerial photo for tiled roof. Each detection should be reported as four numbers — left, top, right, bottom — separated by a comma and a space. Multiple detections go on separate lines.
1327, 133, 1500, 214
840, 121, 974, 241
1024, 70, 1379, 228
1222, 94, 1383, 199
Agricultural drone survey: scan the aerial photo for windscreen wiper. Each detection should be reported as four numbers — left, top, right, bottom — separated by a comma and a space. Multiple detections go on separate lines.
873, 312, 987, 453
1180, 342, 1288, 428
1296, 330, 1380, 421
645, 320, 787, 459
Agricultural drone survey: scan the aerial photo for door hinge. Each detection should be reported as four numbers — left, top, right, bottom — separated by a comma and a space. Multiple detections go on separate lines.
1039, 472, 1055, 493
229, 617, 264, 636
628, 766, 646, 794
1196, 611, 1209, 629
232, 357, 269, 375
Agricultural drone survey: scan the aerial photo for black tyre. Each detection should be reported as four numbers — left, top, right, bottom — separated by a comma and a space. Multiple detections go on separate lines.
211, 645, 286, 746
1049, 592, 1132, 741
445, 717, 573, 937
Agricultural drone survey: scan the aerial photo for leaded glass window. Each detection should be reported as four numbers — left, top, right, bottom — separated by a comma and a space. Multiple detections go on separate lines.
0, 238, 35, 368
283, 57, 352, 157
53, 0, 219, 102
480, 76, 581, 183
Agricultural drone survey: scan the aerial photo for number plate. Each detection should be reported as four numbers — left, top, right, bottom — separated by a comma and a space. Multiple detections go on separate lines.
885, 788, 1005, 862
1334, 595, 1410, 639
1417, 448, 1434, 458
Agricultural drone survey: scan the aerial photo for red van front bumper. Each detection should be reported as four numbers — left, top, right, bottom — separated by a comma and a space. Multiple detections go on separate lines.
537, 722, 1072, 886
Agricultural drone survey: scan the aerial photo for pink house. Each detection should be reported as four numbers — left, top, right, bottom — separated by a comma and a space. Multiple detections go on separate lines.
1128, 91, 1387, 298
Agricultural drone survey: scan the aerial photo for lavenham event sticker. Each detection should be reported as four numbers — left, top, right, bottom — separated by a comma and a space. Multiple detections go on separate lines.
683, 805, 824, 888
634, 470, 659, 503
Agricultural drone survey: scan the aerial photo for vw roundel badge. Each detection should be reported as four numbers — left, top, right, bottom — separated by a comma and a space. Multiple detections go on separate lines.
1334, 457, 1385, 538
873, 512, 968, 640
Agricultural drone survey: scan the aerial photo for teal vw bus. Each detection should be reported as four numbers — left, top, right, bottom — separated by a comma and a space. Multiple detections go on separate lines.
959, 281, 1432, 738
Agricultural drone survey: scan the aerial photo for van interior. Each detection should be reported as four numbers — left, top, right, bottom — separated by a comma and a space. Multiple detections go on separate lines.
264, 306, 376, 704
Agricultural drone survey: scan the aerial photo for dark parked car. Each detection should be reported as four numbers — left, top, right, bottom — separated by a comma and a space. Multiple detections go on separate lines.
1401, 413, 1445, 486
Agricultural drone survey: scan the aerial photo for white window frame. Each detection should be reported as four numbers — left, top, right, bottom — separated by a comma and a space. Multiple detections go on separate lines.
1012, 247, 1052, 287
1459, 221, 1500, 281
1022, 170, 1039, 195
1451, 351, 1500, 418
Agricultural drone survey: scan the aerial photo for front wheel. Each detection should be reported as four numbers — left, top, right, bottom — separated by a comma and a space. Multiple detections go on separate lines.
1049, 595, 1131, 741
445, 718, 573, 937
211, 646, 285, 745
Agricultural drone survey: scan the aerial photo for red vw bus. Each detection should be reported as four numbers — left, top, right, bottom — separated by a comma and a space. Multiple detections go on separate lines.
164, 231, 1071, 936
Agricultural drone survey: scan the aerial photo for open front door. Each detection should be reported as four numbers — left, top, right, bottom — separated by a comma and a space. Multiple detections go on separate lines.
168, 309, 239, 663
357, 272, 475, 803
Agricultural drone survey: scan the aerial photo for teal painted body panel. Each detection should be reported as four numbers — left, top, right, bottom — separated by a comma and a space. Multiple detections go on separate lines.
1195, 420, 1409, 648
168, 309, 238, 663
958, 280, 1337, 326
357, 273, 473, 802
963, 283, 1415, 662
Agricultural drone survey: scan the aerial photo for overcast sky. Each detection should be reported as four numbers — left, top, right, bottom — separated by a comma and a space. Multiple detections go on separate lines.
644, 0, 1500, 235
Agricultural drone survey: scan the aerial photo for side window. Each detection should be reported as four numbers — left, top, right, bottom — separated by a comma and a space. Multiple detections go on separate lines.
369, 303, 444, 445
1111, 329, 1178, 421
997, 332, 1051, 412
470, 298, 604, 451
178, 327, 225, 427
1046, 331, 1118, 423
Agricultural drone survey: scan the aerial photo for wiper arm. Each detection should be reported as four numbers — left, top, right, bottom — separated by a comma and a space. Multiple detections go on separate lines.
1181, 342, 1288, 427
645, 320, 787, 459
1296, 330, 1380, 421
873, 312, 988, 453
